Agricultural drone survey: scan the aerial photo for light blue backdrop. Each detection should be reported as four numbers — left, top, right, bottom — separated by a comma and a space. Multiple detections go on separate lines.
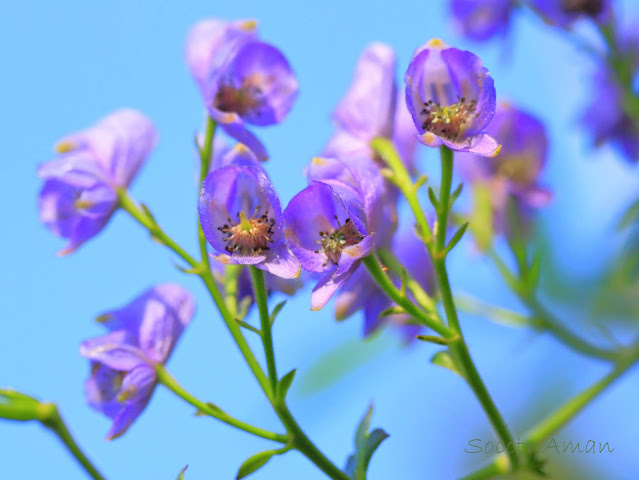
1, 1, 639, 479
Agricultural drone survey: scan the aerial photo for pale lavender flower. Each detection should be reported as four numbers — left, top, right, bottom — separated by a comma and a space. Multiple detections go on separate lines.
451, 0, 515, 41
198, 161, 300, 279
38, 109, 157, 255
186, 19, 298, 161
405, 39, 500, 157
81, 284, 195, 440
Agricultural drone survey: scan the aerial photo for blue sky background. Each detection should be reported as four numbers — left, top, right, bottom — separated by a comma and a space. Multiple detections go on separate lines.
2, 1, 639, 479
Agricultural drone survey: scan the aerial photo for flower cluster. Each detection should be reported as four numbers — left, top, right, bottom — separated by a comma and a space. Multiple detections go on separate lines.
81, 285, 195, 439
186, 19, 298, 160
38, 109, 157, 255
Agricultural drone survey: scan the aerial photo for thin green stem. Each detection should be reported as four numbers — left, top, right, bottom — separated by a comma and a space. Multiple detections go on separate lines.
41, 404, 106, 480
117, 189, 271, 396
155, 365, 287, 443
362, 255, 453, 338
224, 264, 243, 319
274, 403, 352, 480
198, 116, 216, 266
250, 266, 278, 394
436, 146, 453, 253
461, 345, 639, 479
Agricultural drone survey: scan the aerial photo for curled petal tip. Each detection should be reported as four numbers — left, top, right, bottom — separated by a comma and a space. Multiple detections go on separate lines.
310, 305, 322, 312
54, 140, 77, 154
419, 132, 440, 147
231, 143, 251, 155
311, 157, 329, 166
239, 20, 258, 31
426, 38, 447, 49
489, 144, 502, 158
56, 245, 76, 257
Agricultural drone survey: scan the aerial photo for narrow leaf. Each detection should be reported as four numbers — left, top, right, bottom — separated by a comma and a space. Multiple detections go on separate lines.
195, 402, 224, 417
176, 465, 188, 480
444, 222, 469, 255
525, 250, 542, 293
361, 429, 389, 472
399, 267, 407, 298
413, 174, 429, 191
269, 300, 287, 326
275, 369, 297, 401
378, 306, 405, 318
450, 182, 464, 206
431, 351, 464, 378
428, 187, 440, 212
415, 335, 456, 345
236, 450, 277, 479
236, 319, 261, 335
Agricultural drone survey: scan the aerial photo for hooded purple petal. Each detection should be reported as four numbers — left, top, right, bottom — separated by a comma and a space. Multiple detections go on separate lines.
405, 40, 498, 156
185, 19, 258, 99
199, 164, 300, 278
333, 43, 397, 140
451, 0, 514, 41
80, 331, 147, 371
105, 364, 156, 440
209, 110, 269, 161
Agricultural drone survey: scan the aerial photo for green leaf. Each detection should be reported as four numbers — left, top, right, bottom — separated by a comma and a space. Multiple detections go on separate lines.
415, 335, 457, 345
618, 195, 639, 231
195, 402, 224, 417
444, 222, 469, 255
450, 182, 464, 206
431, 350, 465, 378
413, 174, 429, 191
269, 300, 287, 326
378, 306, 405, 318
176, 465, 188, 480
348, 405, 389, 480
427, 186, 440, 212
275, 369, 296, 401
236, 450, 278, 479
235, 319, 261, 336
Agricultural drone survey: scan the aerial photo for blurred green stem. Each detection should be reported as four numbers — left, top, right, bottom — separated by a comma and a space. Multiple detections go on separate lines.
371, 138, 520, 471
40, 403, 106, 480
250, 266, 278, 393
461, 344, 639, 479
197, 116, 216, 267
155, 365, 288, 443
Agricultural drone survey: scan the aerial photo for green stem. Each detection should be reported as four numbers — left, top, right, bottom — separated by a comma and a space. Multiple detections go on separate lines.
41, 404, 106, 480
198, 116, 216, 266
117, 190, 272, 396
250, 266, 278, 394
224, 264, 243, 319
155, 365, 287, 443
362, 255, 453, 338
461, 346, 639, 479
436, 146, 453, 254
274, 403, 352, 480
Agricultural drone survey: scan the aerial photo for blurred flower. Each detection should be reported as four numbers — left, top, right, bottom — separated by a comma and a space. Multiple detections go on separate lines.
451, 0, 515, 41
336, 229, 435, 340
457, 103, 551, 234
198, 160, 300, 279
405, 39, 500, 157
186, 19, 298, 161
582, 32, 639, 162
283, 180, 377, 311
532, 0, 612, 26
80, 284, 195, 440
38, 109, 157, 255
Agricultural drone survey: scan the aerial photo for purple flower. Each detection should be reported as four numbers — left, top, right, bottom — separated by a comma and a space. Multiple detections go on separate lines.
532, 0, 612, 27
335, 229, 435, 339
283, 181, 376, 311
457, 103, 551, 233
451, 0, 515, 41
186, 19, 298, 161
198, 161, 300, 279
405, 39, 500, 157
583, 71, 639, 162
38, 109, 157, 255
80, 284, 195, 440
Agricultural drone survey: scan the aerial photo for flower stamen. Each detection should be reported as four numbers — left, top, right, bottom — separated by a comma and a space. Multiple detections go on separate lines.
314, 216, 364, 267
420, 96, 478, 140
217, 205, 275, 255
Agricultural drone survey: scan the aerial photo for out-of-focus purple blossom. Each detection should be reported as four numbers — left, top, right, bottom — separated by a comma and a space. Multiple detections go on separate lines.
532, 0, 612, 27
335, 229, 435, 340
283, 181, 377, 311
80, 284, 195, 440
457, 103, 551, 233
198, 160, 300, 279
451, 0, 515, 41
582, 31, 639, 162
38, 109, 157, 255
405, 39, 500, 157
186, 19, 298, 161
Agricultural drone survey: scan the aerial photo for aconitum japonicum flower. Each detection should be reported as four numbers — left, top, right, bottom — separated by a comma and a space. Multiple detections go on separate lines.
38, 109, 157, 255
198, 160, 300, 279
583, 71, 639, 162
80, 284, 195, 440
532, 0, 611, 27
405, 39, 500, 157
457, 103, 551, 233
451, 0, 515, 41
185, 19, 298, 161
284, 180, 377, 311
